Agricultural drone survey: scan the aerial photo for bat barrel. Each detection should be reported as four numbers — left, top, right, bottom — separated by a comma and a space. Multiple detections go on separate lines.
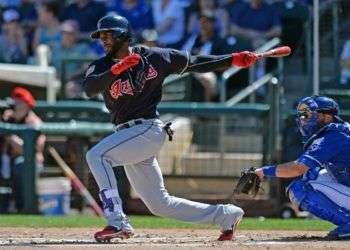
257, 46, 291, 58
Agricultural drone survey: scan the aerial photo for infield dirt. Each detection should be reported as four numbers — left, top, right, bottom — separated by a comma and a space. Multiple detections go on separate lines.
0, 227, 348, 249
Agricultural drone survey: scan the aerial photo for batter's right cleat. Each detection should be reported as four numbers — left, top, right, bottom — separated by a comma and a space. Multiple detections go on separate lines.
327, 223, 350, 240
94, 226, 134, 243
217, 216, 242, 241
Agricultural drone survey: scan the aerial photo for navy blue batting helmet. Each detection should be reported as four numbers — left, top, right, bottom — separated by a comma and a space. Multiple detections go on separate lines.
90, 15, 132, 40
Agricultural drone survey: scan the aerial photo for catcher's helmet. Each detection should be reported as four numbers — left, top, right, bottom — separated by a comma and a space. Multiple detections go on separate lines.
90, 14, 132, 40
296, 95, 342, 140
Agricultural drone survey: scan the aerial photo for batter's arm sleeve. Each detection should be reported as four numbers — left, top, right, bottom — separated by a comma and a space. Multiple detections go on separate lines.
83, 70, 114, 97
186, 54, 232, 73
153, 48, 232, 75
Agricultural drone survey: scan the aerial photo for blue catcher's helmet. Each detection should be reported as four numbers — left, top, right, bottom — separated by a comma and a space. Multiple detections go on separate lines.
296, 95, 341, 140
90, 15, 132, 40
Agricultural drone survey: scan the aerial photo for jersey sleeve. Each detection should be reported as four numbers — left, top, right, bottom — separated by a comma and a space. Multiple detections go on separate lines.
297, 131, 345, 170
84, 61, 98, 78
153, 47, 189, 75
82, 59, 114, 97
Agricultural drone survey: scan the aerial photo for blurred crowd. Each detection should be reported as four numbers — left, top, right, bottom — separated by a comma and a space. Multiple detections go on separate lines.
0, 0, 313, 99
0, 0, 329, 214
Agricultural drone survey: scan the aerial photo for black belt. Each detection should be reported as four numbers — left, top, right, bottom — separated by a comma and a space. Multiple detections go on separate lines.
114, 119, 144, 131
115, 119, 174, 141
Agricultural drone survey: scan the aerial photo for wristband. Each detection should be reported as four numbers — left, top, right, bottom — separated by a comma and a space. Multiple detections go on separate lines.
262, 165, 277, 177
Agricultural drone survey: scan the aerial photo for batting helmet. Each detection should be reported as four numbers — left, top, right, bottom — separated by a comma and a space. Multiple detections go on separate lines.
296, 95, 342, 140
90, 14, 132, 40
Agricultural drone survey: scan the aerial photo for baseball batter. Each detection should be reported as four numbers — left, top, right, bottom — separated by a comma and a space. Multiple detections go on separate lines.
83, 14, 257, 242
255, 96, 350, 239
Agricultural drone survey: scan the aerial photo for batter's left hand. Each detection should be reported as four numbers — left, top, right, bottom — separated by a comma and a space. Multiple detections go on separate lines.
232, 51, 258, 68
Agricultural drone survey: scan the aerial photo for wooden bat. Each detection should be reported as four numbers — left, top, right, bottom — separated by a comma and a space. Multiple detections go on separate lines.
48, 146, 104, 216
256, 46, 291, 58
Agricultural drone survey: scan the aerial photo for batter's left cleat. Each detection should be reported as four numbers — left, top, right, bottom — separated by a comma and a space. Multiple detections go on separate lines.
94, 226, 134, 243
327, 223, 350, 240
217, 216, 242, 241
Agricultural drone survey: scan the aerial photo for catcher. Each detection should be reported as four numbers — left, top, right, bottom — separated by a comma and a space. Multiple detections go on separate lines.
235, 96, 350, 240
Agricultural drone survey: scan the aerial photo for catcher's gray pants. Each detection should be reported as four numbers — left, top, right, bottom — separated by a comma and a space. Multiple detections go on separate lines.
86, 118, 244, 230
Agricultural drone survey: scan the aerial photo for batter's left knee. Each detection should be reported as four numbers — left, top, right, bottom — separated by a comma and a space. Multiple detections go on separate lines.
144, 194, 172, 217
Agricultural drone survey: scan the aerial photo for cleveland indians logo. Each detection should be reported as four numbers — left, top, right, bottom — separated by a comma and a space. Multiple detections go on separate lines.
109, 64, 158, 99
110, 79, 134, 99
146, 65, 158, 80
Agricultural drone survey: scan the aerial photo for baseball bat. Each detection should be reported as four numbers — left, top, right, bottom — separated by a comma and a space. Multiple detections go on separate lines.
256, 46, 291, 58
48, 146, 104, 216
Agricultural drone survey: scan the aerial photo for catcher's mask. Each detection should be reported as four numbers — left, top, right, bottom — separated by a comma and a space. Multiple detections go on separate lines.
296, 95, 342, 141
91, 15, 132, 56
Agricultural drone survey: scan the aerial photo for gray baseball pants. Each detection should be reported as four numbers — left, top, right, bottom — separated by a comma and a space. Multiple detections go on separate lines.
86, 118, 243, 230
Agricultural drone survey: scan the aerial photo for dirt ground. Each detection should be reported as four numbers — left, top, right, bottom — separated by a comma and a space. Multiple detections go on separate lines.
0, 228, 349, 250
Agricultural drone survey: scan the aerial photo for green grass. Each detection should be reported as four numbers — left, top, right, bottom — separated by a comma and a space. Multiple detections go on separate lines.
0, 215, 334, 231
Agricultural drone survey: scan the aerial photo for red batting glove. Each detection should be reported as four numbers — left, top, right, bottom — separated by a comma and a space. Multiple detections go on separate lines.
111, 53, 141, 75
232, 51, 258, 68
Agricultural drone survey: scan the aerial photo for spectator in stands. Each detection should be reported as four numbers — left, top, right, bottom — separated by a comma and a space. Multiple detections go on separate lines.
187, 0, 230, 38
272, 0, 309, 51
18, 0, 38, 56
152, 0, 185, 49
18, 0, 38, 24
1, 87, 45, 212
32, 0, 62, 52
223, 0, 245, 19
0, 0, 21, 8
230, 0, 281, 94
0, 9, 27, 64
108, 0, 154, 38
139, 29, 159, 47
51, 20, 97, 99
340, 39, 350, 85
183, 11, 247, 102
62, 0, 106, 41
183, 10, 248, 56
230, 0, 281, 48
178, 0, 193, 7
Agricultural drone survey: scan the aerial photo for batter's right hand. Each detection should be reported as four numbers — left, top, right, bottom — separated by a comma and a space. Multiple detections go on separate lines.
111, 53, 141, 75
231, 51, 257, 68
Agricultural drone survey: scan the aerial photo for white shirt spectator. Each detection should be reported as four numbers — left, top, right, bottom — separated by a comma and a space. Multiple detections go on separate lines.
152, 0, 185, 46
340, 39, 350, 84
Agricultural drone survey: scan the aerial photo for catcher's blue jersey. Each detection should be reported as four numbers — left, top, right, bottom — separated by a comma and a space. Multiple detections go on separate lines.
297, 122, 350, 186
84, 46, 188, 125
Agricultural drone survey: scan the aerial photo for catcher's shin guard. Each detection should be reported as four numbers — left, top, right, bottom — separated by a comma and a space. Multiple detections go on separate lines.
94, 226, 134, 242
287, 180, 350, 226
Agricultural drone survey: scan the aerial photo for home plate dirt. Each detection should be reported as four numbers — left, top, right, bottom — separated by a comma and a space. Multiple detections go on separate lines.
0, 228, 349, 250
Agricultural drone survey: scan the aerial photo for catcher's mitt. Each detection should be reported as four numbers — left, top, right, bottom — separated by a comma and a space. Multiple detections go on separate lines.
233, 167, 261, 197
